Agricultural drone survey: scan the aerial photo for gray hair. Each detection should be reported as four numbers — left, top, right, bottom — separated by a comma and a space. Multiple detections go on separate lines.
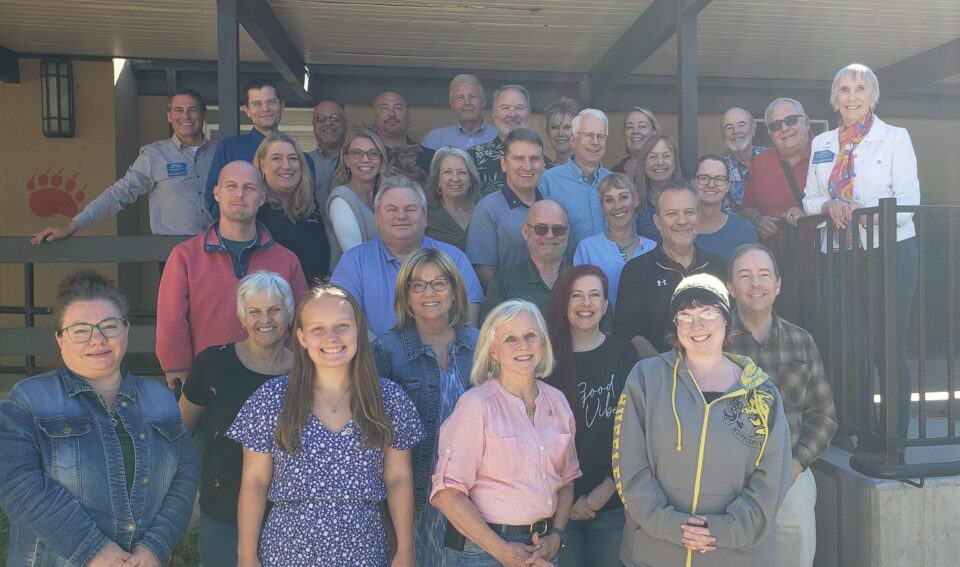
374, 174, 428, 210
449, 74, 485, 100
492, 84, 531, 110
470, 299, 555, 386
830, 63, 880, 110
424, 147, 482, 207
764, 98, 806, 126
720, 107, 755, 134
572, 108, 609, 136
236, 270, 295, 322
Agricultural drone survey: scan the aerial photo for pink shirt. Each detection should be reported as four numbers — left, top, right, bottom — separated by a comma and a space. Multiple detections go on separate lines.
430, 379, 582, 525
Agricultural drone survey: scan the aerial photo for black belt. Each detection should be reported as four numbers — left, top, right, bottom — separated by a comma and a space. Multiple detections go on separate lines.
444, 518, 552, 551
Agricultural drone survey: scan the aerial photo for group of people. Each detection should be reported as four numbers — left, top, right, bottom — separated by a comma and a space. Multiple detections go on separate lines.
3, 60, 921, 566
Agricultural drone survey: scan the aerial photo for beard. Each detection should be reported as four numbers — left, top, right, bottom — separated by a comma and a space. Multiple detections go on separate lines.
726, 137, 750, 153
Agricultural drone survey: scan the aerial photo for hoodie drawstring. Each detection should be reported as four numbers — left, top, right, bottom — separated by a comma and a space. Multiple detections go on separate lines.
671, 357, 682, 452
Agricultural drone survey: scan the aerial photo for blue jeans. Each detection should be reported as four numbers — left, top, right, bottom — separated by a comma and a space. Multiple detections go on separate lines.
199, 512, 238, 567
557, 507, 625, 567
444, 533, 536, 566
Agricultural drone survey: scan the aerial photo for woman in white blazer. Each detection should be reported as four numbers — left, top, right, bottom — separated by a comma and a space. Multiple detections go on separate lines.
802, 63, 920, 449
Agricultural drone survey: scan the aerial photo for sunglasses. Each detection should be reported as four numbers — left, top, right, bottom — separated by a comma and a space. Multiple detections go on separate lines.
767, 114, 804, 133
525, 223, 569, 237
313, 114, 344, 124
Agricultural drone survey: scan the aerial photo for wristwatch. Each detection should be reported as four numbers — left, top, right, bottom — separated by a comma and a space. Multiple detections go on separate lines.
548, 527, 567, 551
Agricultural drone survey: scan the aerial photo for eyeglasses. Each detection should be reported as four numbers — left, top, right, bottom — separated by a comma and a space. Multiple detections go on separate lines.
767, 114, 803, 133
674, 309, 724, 328
313, 114, 344, 124
58, 317, 128, 343
247, 98, 281, 110
694, 174, 729, 186
407, 278, 450, 293
347, 149, 382, 161
577, 132, 608, 142
525, 223, 569, 237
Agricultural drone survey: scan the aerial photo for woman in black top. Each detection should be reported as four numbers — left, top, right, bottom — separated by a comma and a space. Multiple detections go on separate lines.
254, 132, 331, 284
178, 271, 295, 567
545, 264, 640, 567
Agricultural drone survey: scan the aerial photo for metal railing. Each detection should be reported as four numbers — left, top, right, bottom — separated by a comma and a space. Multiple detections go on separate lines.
770, 198, 960, 479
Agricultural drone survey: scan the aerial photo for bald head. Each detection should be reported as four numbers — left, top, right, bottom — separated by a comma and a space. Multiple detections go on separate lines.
373, 91, 410, 139
526, 199, 568, 225
215, 161, 264, 224
219, 160, 260, 186
522, 200, 569, 264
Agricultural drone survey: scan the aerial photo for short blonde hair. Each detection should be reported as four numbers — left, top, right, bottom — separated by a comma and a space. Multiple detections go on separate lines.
470, 300, 555, 386
253, 133, 315, 223
392, 249, 469, 330
830, 63, 880, 111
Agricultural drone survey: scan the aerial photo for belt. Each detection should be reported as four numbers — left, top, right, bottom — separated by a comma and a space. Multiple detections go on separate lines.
486, 518, 553, 537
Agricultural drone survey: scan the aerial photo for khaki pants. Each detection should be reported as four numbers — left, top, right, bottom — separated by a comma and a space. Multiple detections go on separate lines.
775, 467, 817, 567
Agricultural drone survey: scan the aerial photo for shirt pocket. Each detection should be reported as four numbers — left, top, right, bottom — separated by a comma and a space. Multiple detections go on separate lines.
548, 432, 574, 472
853, 153, 893, 194
482, 435, 522, 478
37, 418, 93, 494
776, 363, 808, 415
145, 417, 187, 489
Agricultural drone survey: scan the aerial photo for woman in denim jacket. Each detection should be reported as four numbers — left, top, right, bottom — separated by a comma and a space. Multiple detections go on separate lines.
371, 248, 479, 565
0, 271, 198, 567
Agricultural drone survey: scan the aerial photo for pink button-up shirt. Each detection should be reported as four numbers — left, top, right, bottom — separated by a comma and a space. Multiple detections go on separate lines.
430, 379, 582, 525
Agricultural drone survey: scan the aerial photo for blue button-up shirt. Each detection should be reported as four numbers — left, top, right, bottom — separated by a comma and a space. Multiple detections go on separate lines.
540, 157, 611, 250
421, 121, 498, 151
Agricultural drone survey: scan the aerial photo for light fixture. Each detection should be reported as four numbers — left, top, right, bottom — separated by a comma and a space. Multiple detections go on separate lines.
40, 58, 75, 138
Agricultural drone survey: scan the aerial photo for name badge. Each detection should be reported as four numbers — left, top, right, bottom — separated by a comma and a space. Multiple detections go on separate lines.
812, 150, 835, 165
167, 162, 188, 177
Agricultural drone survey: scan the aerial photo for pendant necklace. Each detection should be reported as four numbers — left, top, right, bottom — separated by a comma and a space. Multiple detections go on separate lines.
607, 229, 639, 261
317, 387, 349, 413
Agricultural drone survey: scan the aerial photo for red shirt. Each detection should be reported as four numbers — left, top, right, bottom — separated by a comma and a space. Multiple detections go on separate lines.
743, 142, 811, 218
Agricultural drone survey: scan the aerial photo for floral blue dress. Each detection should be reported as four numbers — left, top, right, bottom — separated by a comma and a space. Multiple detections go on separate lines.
227, 375, 425, 566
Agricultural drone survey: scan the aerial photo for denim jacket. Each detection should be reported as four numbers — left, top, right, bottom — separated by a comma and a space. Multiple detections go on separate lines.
371, 325, 477, 513
0, 368, 198, 566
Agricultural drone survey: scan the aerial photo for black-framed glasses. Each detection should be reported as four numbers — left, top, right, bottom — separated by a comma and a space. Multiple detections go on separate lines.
347, 148, 382, 161
694, 174, 729, 186
674, 309, 723, 328
525, 223, 569, 237
767, 114, 803, 133
407, 278, 450, 294
313, 114, 344, 124
58, 317, 128, 343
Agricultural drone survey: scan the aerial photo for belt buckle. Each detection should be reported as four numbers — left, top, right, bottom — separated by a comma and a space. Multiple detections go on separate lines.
529, 519, 548, 536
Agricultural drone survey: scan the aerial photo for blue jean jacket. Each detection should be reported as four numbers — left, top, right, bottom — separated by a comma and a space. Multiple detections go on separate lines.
371, 325, 477, 513
0, 368, 198, 566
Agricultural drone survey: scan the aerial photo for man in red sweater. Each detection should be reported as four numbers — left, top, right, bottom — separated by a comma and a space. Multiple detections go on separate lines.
156, 161, 308, 390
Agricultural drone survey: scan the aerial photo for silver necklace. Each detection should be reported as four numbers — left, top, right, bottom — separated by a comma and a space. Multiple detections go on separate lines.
606, 229, 640, 260
317, 387, 349, 413
573, 332, 605, 352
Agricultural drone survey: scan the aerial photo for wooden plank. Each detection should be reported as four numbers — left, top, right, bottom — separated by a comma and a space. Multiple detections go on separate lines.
0, 236, 187, 264
0, 325, 157, 356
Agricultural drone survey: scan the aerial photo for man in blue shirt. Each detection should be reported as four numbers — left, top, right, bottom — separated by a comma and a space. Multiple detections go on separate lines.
540, 108, 612, 253
332, 175, 483, 336
422, 74, 498, 151
720, 106, 766, 212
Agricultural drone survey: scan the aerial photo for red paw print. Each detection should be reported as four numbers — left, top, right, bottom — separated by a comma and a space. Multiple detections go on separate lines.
26, 168, 86, 218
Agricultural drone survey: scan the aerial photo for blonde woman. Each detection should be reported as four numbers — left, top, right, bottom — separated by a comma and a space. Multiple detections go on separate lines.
327, 128, 390, 260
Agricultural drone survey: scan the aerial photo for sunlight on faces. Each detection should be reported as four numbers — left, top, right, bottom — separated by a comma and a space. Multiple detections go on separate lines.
243, 86, 284, 131
721, 108, 754, 153
57, 299, 128, 382
694, 159, 730, 207
835, 73, 873, 126
262, 141, 301, 197
625, 111, 657, 155
601, 184, 638, 229
407, 262, 453, 324
450, 83, 484, 123
492, 89, 530, 137
296, 295, 359, 369
654, 188, 699, 249
573, 115, 607, 168
438, 155, 470, 201
489, 310, 544, 378
567, 274, 608, 334
676, 304, 726, 356
373, 92, 410, 136
547, 113, 574, 157
728, 249, 781, 316
501, 140, 544, 193
214, 162, 264, 223
376, 186, 426, 245
346, 136, 383, 184
645, 139, 676, 184
167, 93, 204, 141
241, 291, 291, 349
312, 101, 347, 147
767, 102, 810, 157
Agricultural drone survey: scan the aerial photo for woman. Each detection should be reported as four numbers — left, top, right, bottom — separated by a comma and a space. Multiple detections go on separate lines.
544, 266, 639, 567
424, 147, 482, 251
613, 274, 791, 566
611, 107, 662, 177
254, 133, 331, 284
633, 133, 683, 242
573, 173, 657, 309
802, 63, 920, 443
693, 155, 758, 260
179, 271, 295, 567
432, 300, 580, 567
327, 128, 390, 261
543, 98, 580, 164
371, 248, 479, 565
0, 271, 197, 566
228, 285, 424, 566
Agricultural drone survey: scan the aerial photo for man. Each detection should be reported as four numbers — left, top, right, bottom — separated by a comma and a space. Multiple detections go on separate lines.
720, 106, 767, 212
726, 243, 837, 567
332, 175, 482, 336
306, 99, 348, 205
469, 84, 554, 197
466, 128, 546, 288
422, 74, 498, 151
371, 90, 435, 182
157, 161, 308, 390
613, 183, 726, 357
482, 200, 570, 320
540, 108, 612, 250
742, 98, 811, 239
32, 89, 215, 243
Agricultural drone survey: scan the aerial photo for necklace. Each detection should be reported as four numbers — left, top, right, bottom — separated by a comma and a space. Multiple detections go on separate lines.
606, 229, 640, 261
317, 386, 350, 413
573, 332, 605, 352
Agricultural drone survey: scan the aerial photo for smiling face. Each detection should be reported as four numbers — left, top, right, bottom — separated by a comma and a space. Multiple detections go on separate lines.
728, 248, 781, 317
407, 262, 453, 324
601, 183, 638, 230
56, 299, 128, 382
767, 101, 810, 158
567, 274, 608, 334
166, 93, 204, 142
654, 188, 699, 250
572, 115, 607, 169
693, 159, 730, 208
450, 83, 484, 124
214, 162, 265, 224
547, 113, 574, 156
241, 291, 291, 349
312, 101, 347, 150
721, 107, 754, 153
345, 136, 383, 184
296, 295, 359, 369
489, 310, 544, 379
438, 155, 470, 202
835, 73, 873, 126
675, 304, 726, 357
522, 201, 568, 264
376, 186, 426, 246
624, 110, 657, 155
644, 139, 676, 185
242, 85, 284, 132
492, 89, 530, 138
502, 139, 544, 194
373, 92, 410, 137
261, 141, 301, 198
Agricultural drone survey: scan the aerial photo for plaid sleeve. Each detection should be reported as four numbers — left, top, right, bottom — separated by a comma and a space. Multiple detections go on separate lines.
792, 331, 838, 467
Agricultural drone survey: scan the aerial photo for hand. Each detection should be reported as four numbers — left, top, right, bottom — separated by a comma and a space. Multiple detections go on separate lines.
494, 540, 540, 567
783, 207, 806, 227
121, 545, 160, 567
569, 495, 597, 520
824, 200, 853, 230
753, 215, 780, 239
390, 547, 415, 567
31, 221, 79, 244
88, 541, 130, 567
680, 516, 717, 553
792, 460, 805, 485
165, 371, 188, 392
526, 532, 562, 564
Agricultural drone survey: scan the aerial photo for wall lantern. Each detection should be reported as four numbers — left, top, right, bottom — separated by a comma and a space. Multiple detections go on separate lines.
40, 58, 75, 138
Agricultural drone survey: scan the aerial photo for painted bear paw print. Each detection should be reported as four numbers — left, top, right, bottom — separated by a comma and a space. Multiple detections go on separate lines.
26, 169, 86, 218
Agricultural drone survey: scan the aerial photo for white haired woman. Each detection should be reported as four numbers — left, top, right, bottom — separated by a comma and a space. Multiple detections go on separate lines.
178, 271, 295, 567
424, 147, 482, 250
432, 300, 581, 566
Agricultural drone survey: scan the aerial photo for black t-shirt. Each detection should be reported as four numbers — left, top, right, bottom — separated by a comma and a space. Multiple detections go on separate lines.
182, 344, 282, 524
257, 203, 331, 286
570, 335, 639, 511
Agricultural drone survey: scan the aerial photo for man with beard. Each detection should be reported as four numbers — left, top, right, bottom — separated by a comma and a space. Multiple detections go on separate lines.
306, 99, 349, 204
422, 74, 498, 150
720, 106, 766, 212
372, 90, 435, 183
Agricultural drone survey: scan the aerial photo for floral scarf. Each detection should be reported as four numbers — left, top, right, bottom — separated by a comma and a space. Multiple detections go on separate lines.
827, 112, 875, 202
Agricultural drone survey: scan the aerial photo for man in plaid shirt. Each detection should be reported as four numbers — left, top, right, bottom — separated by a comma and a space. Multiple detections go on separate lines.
726, 243, 837, 567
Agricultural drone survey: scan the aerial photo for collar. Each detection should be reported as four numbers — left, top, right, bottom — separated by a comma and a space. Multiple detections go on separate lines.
245, 128, 268, 140
458, 119, 487, 135
730, 309, 785, 344
376, 236, 426, 265
500, 184, 543, 209
567, 157, 602, 184
59, 367, 138, 402
777, 139, 812, 165
171, 133, 207, 151
397, 324, 478, 362
203, 221, 273, 253
860, 116, 888, 142
655, 245, 709, 274
525, 257, 567, 285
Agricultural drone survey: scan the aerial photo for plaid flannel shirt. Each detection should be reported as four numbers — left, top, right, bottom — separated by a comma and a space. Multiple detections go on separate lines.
728, 310, 838, 468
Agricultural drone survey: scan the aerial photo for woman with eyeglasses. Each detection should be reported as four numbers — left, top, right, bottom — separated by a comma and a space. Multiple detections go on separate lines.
632, 134, 684, 242
613, 274, 791, 567
371, 249, 479, 564
693, 155, 758, 260
0, 271, 197, 567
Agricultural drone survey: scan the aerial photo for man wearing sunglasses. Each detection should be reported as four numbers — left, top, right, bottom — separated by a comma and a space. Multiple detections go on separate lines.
741, 98, 811, 239
306, 100, 349, 205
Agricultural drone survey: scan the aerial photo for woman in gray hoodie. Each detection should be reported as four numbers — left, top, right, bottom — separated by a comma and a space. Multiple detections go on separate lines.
612, 273, 791, 567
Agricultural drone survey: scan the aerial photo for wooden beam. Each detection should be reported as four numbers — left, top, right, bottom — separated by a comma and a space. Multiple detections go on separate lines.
677, 0, 700, 177
0, 45, 20, 83
217, 0, 241, 137
876, 37, 960, 97
237, 0, 311, 102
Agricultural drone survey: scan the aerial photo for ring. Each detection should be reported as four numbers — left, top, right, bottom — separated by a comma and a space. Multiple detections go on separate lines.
699, 549, 706, 554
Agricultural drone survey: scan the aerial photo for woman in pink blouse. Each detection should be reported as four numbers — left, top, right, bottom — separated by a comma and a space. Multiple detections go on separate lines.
431, 299, 581, 566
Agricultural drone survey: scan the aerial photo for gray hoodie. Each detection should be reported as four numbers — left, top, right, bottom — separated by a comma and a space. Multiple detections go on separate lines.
613, 351, 791, 567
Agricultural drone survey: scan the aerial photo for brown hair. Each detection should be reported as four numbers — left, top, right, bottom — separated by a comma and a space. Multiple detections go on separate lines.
393, 249, 469, 330
253, 133, 316, 223
53, 270, 129, 327
276, 285, 393, 453
328, 128, 390, 191
633, 133, 683, 215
